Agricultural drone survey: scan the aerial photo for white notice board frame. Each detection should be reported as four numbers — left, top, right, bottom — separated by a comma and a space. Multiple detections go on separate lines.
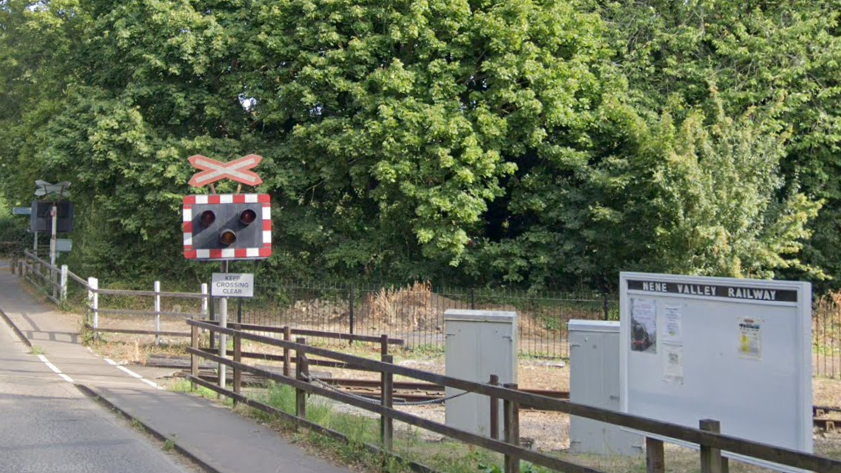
619, 272, 812, 470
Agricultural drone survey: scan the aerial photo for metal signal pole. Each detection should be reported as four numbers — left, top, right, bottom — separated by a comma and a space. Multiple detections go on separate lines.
50, 203, 57, 268
218, 260, 229, 390
50, 202, 58, 299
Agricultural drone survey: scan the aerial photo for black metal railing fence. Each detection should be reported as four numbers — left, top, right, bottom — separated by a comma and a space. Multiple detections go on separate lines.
233, 280, 618, 358
813, 291, 841, 378
233, 279, 841, 372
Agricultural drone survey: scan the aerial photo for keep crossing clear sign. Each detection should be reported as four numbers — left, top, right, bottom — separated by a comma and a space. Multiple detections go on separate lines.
211, 273, 254, 298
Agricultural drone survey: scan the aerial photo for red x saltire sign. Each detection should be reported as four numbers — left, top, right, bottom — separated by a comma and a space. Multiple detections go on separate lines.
188, 154, 263, 187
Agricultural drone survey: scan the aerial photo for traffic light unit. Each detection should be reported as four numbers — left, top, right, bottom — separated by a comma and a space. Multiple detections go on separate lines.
183, 194, 271, 260
30, 200, 73, 233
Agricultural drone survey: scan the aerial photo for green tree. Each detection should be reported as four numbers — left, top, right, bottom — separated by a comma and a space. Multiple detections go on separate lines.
217, 0, 618, 281
0, 0, 825, 291
470, 91, 820, 289
598, 0, 841, 288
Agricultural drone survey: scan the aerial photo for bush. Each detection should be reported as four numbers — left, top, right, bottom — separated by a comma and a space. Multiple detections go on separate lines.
0, 214, 29, 256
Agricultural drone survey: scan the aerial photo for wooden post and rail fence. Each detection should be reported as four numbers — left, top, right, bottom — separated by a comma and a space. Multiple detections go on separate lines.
187, 319, 841, 473
16, 249, 72, 306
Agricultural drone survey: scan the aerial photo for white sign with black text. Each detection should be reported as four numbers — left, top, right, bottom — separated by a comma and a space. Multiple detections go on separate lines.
211, 273, 254, 298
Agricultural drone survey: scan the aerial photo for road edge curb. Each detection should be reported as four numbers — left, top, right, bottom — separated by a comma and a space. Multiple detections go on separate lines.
0, 306, 33, 349
74, 383, 224, 473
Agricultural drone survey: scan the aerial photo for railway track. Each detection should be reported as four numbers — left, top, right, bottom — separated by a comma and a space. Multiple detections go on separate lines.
181, 370, 569, 403
814, 406, 841, 432
316, 378, 570, 405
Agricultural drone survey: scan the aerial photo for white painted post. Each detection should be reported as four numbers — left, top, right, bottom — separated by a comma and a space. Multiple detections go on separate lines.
50, 204, 57, 301
154, 281, 161, 346
201, 284, 208, 319
88, 277, 99, 341
49, 204, 57, 269
60, 265, 68, 301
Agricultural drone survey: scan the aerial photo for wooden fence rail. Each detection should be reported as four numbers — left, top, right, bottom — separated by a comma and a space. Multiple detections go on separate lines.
188, 319, 841, 473
19, 250, 66, 304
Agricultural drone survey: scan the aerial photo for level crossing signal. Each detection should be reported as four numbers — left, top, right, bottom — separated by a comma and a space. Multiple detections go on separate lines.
182, 194, 271, 260
29, 200, 73, 233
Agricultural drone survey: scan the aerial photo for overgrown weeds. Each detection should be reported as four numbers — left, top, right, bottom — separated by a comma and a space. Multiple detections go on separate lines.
226, 382, 552, 473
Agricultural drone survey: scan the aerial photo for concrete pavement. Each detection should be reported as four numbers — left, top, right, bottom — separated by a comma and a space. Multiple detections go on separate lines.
0, 308, 191, 473
0, 262, 352, 473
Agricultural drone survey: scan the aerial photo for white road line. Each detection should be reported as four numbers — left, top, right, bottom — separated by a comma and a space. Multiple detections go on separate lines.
117, 365, 163, 389
38, 355, 62, 374
117, 365, 143, 379
141, 378, 163, 389
36, 354, 73, 383
37, 353, 161, 389
105, 357, 161, 388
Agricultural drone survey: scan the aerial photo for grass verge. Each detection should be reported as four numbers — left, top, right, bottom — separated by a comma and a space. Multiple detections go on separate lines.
168, 378, 554, 473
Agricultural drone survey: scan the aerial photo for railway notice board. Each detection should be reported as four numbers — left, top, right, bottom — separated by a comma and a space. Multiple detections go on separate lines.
619, 272, 812, 470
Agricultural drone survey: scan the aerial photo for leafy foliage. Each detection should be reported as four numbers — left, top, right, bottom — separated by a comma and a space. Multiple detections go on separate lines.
599, 0, 841, 287
0, 0, 831, 291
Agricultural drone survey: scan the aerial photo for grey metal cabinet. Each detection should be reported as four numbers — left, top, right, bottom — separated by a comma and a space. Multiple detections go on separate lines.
569, 320, 642, 455
444, 310, 517, 436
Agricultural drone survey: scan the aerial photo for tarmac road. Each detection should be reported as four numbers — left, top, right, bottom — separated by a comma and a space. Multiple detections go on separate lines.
0, 318, 191, 473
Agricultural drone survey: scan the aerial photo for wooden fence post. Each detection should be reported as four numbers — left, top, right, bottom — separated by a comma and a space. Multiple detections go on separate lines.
381, 354, 394, 452
503, 383, 520, 473
295, 337, 308, 427
646, 437, 665, 473
59, 265, 68, 302
380, 334, 388, 356
489, 374, 500, 440
191, 324, 199, 392
88, 277, 99, 341
208, 292, 216, 351
154, 281, 161, 346
348, 283, 355, 340
51, 258, 57, 301
283, 326, 291, 377
233, 330, 242, 405
700, 419, 727, 473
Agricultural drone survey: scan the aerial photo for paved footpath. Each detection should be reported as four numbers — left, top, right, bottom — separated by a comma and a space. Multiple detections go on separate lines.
0, 260, 351, 473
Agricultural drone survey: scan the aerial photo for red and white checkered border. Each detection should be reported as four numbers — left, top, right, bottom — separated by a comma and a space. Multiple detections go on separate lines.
182, 194, 272, 260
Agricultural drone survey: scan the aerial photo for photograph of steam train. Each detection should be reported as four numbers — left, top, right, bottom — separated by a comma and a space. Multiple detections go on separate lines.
631, 300, 657, 353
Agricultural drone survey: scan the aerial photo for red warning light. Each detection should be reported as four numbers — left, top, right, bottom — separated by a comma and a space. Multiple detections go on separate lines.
200, 210, 216, 226
239, 209, 257, 225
